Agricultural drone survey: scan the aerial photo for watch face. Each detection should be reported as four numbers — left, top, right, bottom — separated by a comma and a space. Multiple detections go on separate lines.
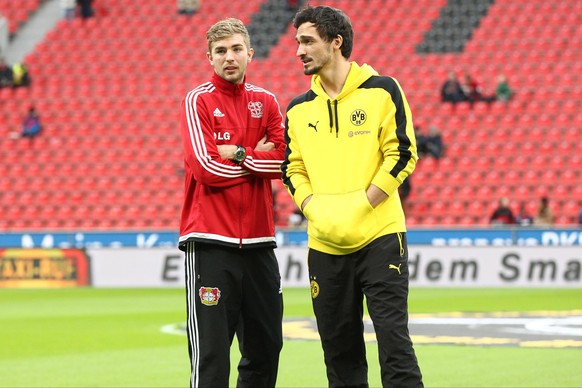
234, 146, 245, 163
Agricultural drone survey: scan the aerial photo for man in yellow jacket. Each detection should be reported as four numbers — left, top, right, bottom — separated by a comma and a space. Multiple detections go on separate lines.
282, 5, 423, 387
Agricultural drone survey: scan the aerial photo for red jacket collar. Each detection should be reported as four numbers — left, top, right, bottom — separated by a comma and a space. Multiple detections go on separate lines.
212, 72, 246, 95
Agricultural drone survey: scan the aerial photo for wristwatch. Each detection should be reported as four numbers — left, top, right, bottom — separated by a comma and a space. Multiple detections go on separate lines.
233, 145, 246, 164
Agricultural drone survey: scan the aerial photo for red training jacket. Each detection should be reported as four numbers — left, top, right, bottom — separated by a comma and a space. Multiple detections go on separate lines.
179, 72, 285, 249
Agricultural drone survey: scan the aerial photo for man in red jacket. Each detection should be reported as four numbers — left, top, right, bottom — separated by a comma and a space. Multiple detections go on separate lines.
178, 18, 285, 388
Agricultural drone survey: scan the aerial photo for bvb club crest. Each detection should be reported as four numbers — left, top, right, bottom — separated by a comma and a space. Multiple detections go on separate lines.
350, 109, 367, 126
199, 287, 221, 306
310, 280, 319, 299
248, 101, 264, 118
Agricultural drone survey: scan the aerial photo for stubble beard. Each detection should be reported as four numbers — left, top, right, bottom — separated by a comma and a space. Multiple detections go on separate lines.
304, 63, 323, 76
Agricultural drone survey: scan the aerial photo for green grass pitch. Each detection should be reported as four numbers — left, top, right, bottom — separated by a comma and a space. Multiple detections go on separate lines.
1, 287, 581, 387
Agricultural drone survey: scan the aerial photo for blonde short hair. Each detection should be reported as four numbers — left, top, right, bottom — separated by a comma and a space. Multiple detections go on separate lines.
206, 18, 251, 52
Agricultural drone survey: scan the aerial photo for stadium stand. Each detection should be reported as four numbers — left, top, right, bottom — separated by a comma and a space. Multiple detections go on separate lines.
0, 0, 580, 231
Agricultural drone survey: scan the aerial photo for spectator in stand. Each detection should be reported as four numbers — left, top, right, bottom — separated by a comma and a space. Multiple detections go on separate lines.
495, 74, 513, 103
12, 62, 30, 87
490, 197, 515, 225
425, 125, 444, 160
460, 72, 480, 104
0, 58, 13, 88
76, 0, 94, 19
21, 106, 42, 144
177, 0, 200, 15
440, 71, 466, 105
461, 72, 496, 107
415, 125, 427, 157
515, 201, 533, 226
534, 196, 555, 226
578, 208, 582, 226
61, 0, 76, 19
416, 125, 444, 162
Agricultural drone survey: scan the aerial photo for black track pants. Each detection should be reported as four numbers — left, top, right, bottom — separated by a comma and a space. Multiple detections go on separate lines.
184, 242, 283, 388
308, 233, 423, 388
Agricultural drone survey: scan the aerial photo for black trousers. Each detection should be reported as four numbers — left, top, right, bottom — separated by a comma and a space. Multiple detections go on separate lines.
308, 233, 423, 388
184, 241, 283, 388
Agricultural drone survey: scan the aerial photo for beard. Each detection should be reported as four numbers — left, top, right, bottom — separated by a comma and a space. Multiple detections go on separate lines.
304, 63, 323, 75
302, 48, 332, 75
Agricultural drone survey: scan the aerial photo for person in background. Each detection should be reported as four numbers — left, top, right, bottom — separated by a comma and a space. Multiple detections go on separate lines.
21, 106, 42, 144
425, 125, 444, 160
461, 72, 496, 106
177, 0, 201, 15
414, 125, 428, 157
515, 201, 533, 226
178, 17, 285, 388
60, 0, 76, 19
282, 5, 423, 387
0, 58, 13, 88
12, 62, 30, 87
460, 72, 481, 105
76, 0, 94, 19
534, 196, 555, 226
495, 74, 513, 103
440, 71, 466, 104
490, 197, 515, 225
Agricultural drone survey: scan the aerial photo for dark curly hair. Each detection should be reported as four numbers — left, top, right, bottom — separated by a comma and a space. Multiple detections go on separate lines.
293, 5, 353, 59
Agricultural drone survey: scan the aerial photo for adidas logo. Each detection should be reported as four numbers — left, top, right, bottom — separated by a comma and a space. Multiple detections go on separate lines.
213, 108, 225, 117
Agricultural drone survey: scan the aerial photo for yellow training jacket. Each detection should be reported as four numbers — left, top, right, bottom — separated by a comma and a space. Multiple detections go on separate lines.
282, 62, 417, 255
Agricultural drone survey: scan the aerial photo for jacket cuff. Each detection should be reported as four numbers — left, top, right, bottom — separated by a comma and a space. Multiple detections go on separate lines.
371, 170, 401, 197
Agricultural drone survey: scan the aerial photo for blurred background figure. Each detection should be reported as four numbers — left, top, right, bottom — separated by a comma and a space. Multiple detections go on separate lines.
440, 71, 466, 104
0, 57, 13, 88
534, 196, 555, 226
20, 106, 43, 144
77, 0, 94, 19
515, 201, 533, 226
495, 74, 513, 103
490, 197, 515, 225
461, 71, 496, 106
177, 0, 200, 15
425, 125, 444, 160
60, 0, 76, 20
11, 62, 30, 87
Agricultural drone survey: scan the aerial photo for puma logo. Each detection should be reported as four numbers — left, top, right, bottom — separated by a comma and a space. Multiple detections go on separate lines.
308, 121, 319, 132
388, 263, 402, 275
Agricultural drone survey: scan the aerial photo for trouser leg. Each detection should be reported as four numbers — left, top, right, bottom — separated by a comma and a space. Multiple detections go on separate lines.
308, 248, 368, 388
359, 234, 423, 388
184, 242, 242, 388
236, 249, 283, 388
